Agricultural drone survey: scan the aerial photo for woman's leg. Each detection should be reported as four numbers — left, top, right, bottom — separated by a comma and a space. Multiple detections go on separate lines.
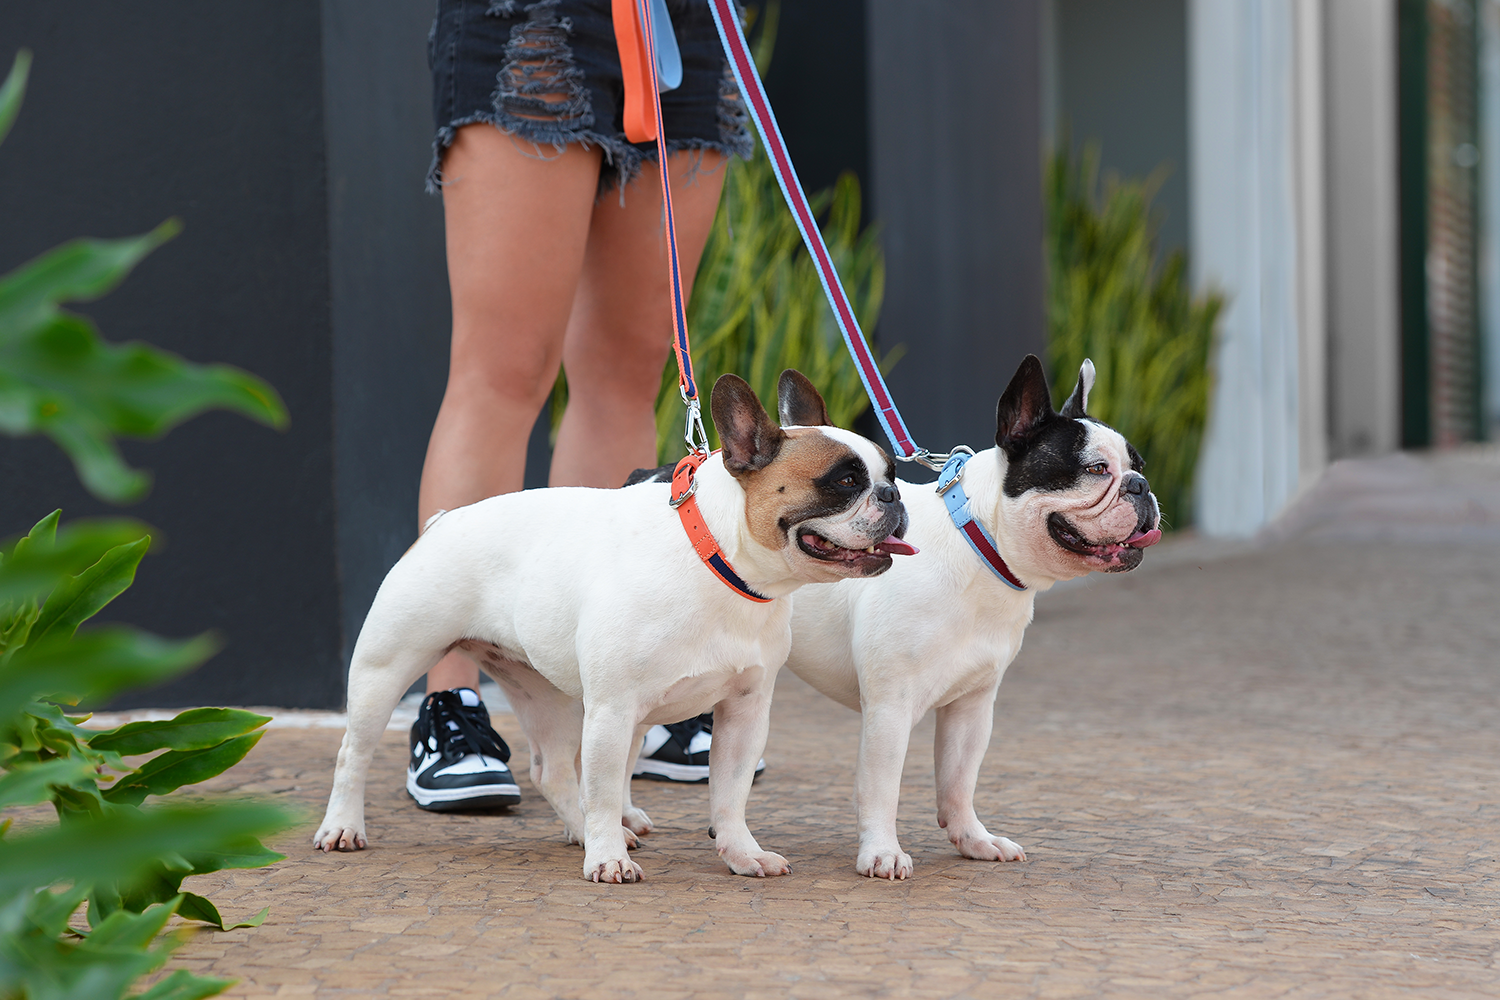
550, 150, 729, 488
421, 124, 603, 693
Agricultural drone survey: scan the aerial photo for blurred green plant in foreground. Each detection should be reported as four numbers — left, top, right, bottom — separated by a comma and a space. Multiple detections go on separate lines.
0, 51, 292, 1000
551, 3, 897, 463
1044, 143, 1222, 529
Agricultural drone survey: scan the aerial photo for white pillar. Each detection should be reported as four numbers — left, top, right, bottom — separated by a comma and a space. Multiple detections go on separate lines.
1190, 0, 1326, 536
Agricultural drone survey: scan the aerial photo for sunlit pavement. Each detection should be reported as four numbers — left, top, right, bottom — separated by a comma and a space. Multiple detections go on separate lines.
164, 447, 1500, 999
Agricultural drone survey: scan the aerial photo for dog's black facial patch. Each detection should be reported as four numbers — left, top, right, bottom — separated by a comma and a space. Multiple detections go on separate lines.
1002, 417, 1090, 498
777, 456, 870, 534
1126, 442, 1144, 472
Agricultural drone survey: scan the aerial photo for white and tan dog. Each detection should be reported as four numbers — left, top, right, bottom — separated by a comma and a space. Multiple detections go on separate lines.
784, 355, 1162, 879
314, 370, 912, 882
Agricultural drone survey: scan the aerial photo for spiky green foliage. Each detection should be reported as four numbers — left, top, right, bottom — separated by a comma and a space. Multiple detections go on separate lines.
0, 50, 291, 1000
1044, 143, 1221, 528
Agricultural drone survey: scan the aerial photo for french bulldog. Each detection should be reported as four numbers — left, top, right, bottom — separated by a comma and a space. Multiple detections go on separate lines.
783, 354, 1161, 879
314, 370, 912, 883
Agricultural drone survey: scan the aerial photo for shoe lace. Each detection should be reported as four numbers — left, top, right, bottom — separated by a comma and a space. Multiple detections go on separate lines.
663, 712, 715, 746
417, 690, 511, 764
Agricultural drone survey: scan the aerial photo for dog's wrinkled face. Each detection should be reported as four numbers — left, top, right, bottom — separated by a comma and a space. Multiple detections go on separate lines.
994, 356, 1161, 580
710, 370, 912, 581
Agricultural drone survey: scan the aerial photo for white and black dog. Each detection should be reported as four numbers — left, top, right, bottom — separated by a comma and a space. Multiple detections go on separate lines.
783, 354, 1162, 878
315, 370, 913, 882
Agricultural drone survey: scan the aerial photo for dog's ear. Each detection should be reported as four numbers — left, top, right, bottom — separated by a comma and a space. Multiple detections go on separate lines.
995, 354, 1056, 457
1059, 358, 1095, 419
777, 369, 831, 427
712, 374, 786, 474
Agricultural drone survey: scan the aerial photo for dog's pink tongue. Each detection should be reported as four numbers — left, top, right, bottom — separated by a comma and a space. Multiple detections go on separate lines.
875, 535, 919, 556
1124, 527, 1163, 549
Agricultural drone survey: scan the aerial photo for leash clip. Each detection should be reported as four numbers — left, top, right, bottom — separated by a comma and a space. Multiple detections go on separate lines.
900, 444, 973, 473
682, 395, 711, 458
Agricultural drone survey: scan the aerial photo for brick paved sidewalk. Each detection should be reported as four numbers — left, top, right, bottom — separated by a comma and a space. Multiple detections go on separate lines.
164, 450, 1498, 998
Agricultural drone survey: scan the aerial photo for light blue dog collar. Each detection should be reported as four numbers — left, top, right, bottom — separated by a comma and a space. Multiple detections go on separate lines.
936, 450, 1026, 591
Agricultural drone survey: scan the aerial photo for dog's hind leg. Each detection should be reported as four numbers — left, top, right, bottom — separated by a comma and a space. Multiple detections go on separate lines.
621, 723, 654, 839
934, 684, 1025, 863
489, 660, 589, 845
315, 643, 443, 852
709, 673, 791, 878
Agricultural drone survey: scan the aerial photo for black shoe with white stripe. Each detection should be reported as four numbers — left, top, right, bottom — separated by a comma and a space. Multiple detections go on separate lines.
631, 713, 766, 783
407, 688, 520, 810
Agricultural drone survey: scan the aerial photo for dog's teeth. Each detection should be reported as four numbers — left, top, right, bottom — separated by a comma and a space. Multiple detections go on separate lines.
865, 546, 876, 554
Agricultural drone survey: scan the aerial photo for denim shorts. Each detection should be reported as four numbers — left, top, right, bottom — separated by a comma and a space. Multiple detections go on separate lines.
427, 0, 755, 194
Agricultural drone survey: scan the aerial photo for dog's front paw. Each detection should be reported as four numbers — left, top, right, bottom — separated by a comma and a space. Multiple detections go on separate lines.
313, 821, 367, 853
952, 830, 1026, 862
585, 856, 644, 883
718, 846, 792, 878
857, 846, 913, 880
622, 806, 653, 838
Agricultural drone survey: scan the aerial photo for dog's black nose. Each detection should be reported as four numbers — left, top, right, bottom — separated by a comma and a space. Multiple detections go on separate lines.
876, 483, 899, 504
1122, 471, 1149, 496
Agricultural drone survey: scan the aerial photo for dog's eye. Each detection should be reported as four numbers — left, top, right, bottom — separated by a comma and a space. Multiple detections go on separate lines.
837, 475, 858, 489
1086, 461, 1109, 476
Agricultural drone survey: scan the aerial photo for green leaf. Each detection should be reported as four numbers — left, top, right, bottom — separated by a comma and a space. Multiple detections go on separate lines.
83, 897, 180, 952
0, 893, 177, 1000
0, 757, 97, 807
176, 894, 269, 932
0, 223, 290, 502
133, 968, 236, 1000
0, 801, 289, 900
87, 707, 271, 756
29, 536, 149, 646
0, 50, 29, 149
182, 836, 287, 874
0, 627, 219, 718
102, 731, 264, 806
0, 516, 153, 607
0, 226, 176, 344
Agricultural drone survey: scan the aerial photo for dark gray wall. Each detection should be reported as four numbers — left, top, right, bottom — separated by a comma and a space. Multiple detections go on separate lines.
0, 2, 456, 709
762, 0, 870, 207
1050, 0, 1190, 254
0, 3, 345, 708
321, 0, 454, 669
866, 0, 1047, 468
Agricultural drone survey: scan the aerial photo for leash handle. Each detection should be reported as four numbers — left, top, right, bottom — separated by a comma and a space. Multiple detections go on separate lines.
707, 0, 926, 463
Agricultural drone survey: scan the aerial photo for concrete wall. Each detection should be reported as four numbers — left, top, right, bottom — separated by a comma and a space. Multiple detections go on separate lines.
866, 0, 1047, 463
0, 2, 348, 707
1046, 0, 1192, 255
0, 1, 452, 709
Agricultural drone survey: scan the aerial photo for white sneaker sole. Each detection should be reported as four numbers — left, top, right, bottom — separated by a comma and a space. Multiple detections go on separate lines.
406, 771, 520, 810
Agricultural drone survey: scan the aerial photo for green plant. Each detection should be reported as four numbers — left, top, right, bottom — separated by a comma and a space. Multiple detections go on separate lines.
0, 50, 293, 1000
1044, 142, 1221, 528
550, 3, 898, 463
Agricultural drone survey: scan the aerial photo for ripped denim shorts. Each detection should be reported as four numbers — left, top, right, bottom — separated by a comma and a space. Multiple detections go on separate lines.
427, 0, 755, 194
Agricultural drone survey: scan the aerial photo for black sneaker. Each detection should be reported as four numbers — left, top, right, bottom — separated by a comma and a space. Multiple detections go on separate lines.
407, 688, 520, 810
631, 713, 767, 783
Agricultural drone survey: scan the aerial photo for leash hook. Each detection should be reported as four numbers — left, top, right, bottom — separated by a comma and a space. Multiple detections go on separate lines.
682, 393, 711, 458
